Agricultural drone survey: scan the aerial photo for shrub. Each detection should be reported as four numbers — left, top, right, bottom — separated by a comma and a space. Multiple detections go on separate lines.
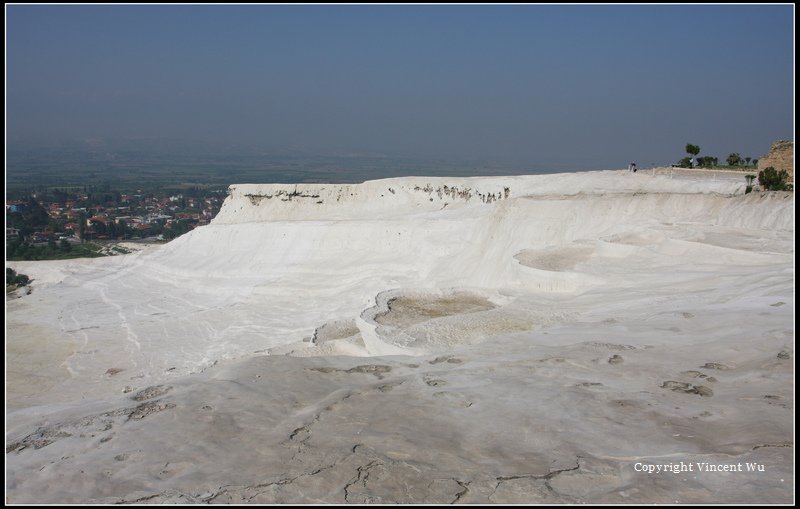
744, 174, 756, 194
758, 167, 792, 191
6, 267, 30, 286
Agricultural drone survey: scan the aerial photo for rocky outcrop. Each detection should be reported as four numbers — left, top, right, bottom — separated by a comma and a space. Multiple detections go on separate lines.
758, 140, 794, 183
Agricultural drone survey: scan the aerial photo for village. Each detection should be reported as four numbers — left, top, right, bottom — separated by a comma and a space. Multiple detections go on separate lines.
6, 185, 226, 259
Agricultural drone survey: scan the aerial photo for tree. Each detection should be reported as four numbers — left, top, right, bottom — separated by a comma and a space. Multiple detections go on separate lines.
697, 156, 715, 168
745, 157, 752, 166
753, 158, 758, 167
681, 143, 700, 168
12, 196, 50, 230
726, 153, 741, 166
78, 212, 86, 242
685, 144, 700, 168
94, 221, 107, 236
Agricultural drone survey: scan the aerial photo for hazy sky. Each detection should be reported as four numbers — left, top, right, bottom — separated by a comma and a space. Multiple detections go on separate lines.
6, 4, 794, 169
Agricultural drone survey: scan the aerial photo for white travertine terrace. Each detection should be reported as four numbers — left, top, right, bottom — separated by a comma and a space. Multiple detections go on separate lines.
6, 169, 794, 503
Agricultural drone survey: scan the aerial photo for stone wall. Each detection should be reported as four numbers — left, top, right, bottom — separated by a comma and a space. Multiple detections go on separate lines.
757, 140, 794, 184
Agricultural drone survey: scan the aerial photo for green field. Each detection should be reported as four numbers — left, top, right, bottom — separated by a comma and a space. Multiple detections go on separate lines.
5, 142, 554, 197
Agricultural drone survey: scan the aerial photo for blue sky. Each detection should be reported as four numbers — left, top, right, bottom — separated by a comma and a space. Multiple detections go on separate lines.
6, 4, 794, 169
